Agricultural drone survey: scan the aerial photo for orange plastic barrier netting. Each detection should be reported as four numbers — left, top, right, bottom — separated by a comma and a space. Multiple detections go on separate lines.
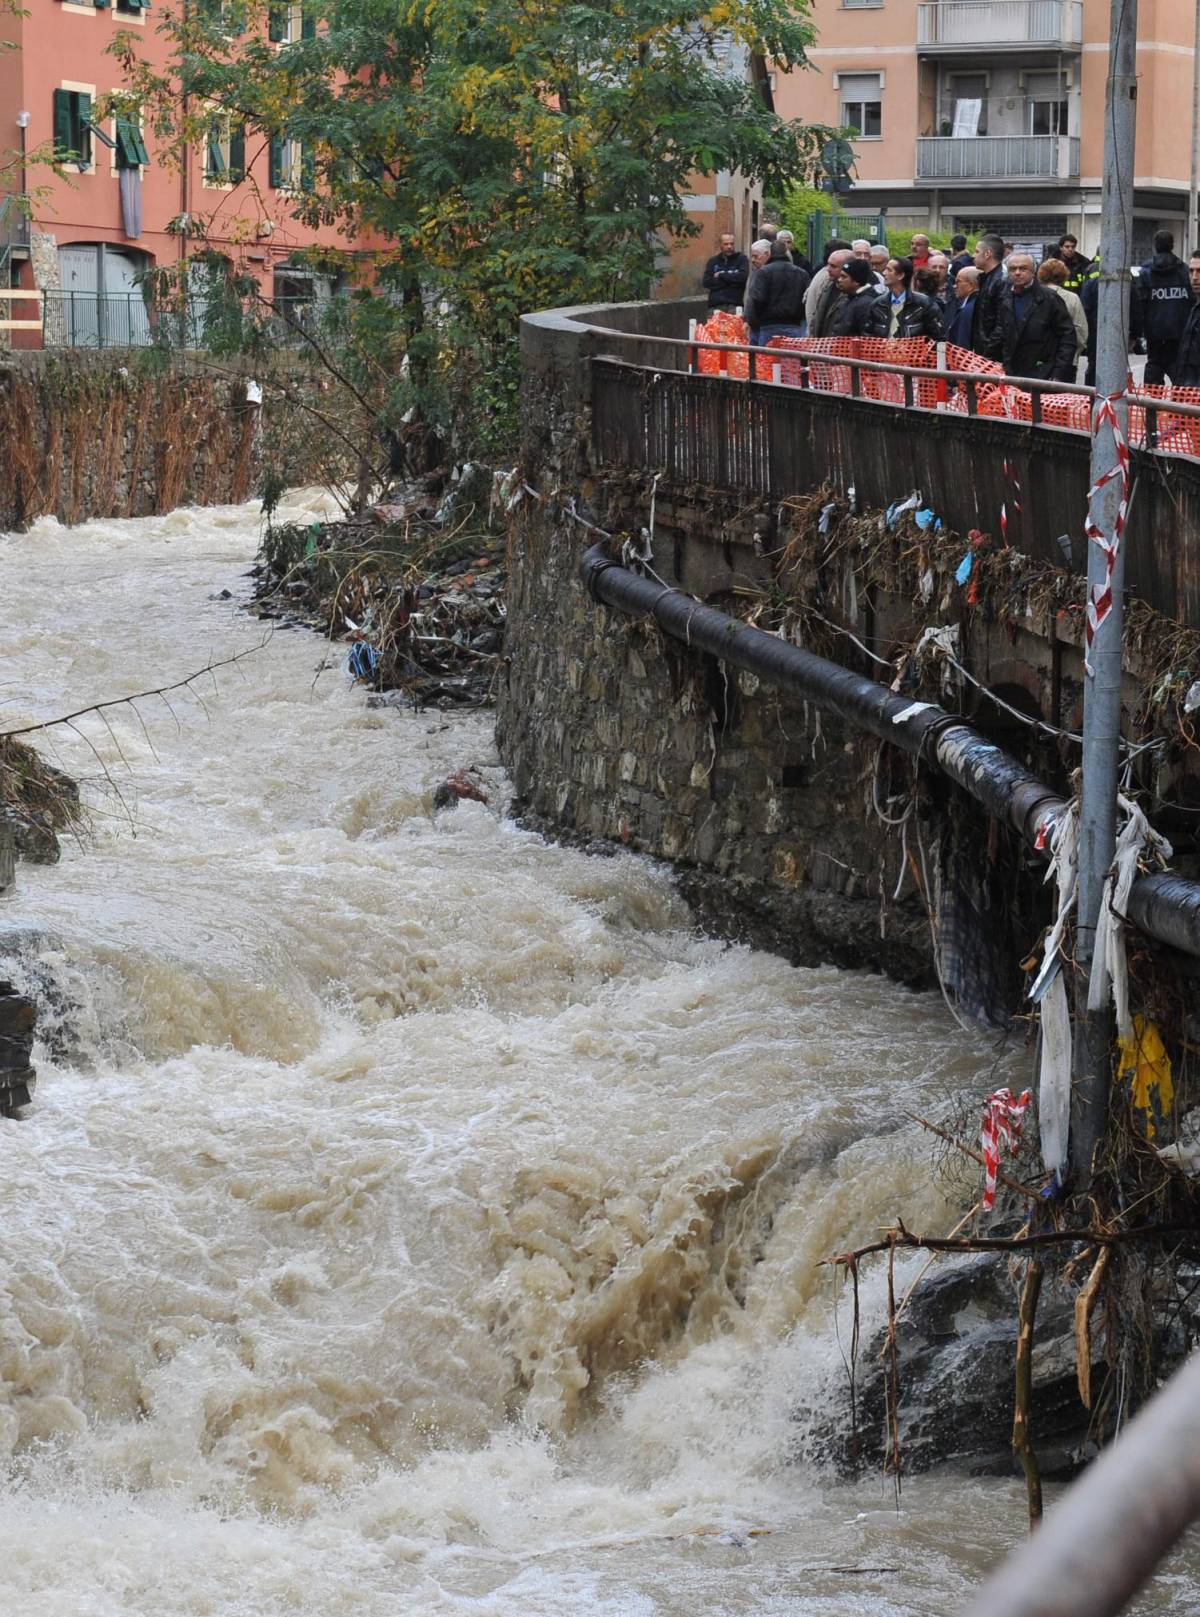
689, 328, 1200, 453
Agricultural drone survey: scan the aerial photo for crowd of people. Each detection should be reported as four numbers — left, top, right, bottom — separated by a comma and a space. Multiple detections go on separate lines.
700, 225, 1200, 389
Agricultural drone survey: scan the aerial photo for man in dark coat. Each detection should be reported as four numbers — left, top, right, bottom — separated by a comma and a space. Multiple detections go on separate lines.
1057, 234, 1096, 293
1133, 230, 1192, 384
994, 253, 1077, 381
1080, 268, 1099, 387
833, 259, 879, 336
945, 266, 979, 349
743, 241, 811, 344
1172, 252, 1200, 386
948, 234, 973, 279
701, 232, 749, 312
971, 233, 1008, 359
862, 256, 942, 339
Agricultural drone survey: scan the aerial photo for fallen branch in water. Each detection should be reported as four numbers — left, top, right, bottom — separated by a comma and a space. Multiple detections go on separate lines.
821, 1216, 1195, 1271
0, 635, 273, 742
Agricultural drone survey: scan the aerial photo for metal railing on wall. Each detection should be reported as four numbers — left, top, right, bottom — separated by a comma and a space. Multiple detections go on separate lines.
571, 321, 1200, 624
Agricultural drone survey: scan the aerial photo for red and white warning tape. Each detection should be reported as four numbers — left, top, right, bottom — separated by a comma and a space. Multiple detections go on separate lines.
980, 1086, 1033, 1210
1000, 458, 1023, 548
1083, 393, 1130, 677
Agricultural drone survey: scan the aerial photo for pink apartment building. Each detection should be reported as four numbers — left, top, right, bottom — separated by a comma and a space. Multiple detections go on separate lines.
774, 0, 1196, 259
0, 0, 368, 348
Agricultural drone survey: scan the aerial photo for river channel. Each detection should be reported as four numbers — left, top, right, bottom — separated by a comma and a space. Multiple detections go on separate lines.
1, 494, 1197, 1616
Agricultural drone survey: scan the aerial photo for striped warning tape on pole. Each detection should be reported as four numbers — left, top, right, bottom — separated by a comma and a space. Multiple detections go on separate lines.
1083, 392, 1131, 677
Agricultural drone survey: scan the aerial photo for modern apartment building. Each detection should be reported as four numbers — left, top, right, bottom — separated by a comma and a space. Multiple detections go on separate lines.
774, 0, 1196, 259
0, 0, 360, 348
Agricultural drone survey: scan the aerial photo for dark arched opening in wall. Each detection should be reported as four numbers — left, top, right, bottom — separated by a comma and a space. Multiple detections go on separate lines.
54, 243, 155, 348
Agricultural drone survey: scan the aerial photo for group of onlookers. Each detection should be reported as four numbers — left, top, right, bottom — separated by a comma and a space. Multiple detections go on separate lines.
700, 224, 1200, 389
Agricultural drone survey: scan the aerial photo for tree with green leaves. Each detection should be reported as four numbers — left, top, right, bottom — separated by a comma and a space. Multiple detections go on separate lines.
113, 0, 825, 481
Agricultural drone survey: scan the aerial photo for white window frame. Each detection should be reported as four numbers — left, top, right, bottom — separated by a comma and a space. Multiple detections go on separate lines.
838, 72, 883, 141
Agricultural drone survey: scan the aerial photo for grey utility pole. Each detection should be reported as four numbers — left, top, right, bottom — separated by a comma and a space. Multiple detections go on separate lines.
1070, 0, 1138, 1188
1191, 0, 1200, 255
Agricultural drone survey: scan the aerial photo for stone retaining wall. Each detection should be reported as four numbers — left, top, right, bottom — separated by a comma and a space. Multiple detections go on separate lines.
496, 299, 1090, 1001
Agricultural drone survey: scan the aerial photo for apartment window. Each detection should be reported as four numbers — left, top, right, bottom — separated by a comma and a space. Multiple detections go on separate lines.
204, 117, 245, 184
946, 73, 987, 137
52, 90, 93, 168
1027, 72, 1068, 136
840, 74, 881, 140
269, 135, 315, 192
269, 2, 315, 43
842, 0, 883, 7
114, 0, 151, 14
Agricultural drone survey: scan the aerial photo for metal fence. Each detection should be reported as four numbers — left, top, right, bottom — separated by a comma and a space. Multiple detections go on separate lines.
43, 291, 154, 349
587, 346, 1200, 625
39, 289, 354, 351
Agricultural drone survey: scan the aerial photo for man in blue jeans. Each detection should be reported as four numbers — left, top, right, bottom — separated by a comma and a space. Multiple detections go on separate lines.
744, 241, 811, 347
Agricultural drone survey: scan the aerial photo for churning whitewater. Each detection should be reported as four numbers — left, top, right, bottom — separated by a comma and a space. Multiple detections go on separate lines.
0, 495, 1193, 1617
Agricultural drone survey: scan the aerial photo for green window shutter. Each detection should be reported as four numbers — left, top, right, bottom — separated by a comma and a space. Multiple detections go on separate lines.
269, 135, 285, 188
228, 123, 246, 183
132, 126, 150, 166
116, 118, 137, 168
299, 142, 315, 193
77, 93, 93, 165
301, 4, 315, 39
53, 90, 73, 158
206, 121, 227, 179
268, 3, 285, 41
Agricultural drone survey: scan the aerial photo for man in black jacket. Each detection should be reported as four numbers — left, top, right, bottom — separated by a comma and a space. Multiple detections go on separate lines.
743, 241, 810, 343
994, 253, 1077, 381
833, 259, 879, 336
1173, 252, 1200, 385
1134, 230, 1192, 384
862, 256, 942, 339
701, 233, 749, 312
971, 233, 1008, 358
1057, 234, 1096, 293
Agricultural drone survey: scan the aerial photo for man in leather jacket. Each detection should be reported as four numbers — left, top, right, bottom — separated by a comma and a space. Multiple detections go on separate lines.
862, 256, 942, 339
970, 233, 1009, 358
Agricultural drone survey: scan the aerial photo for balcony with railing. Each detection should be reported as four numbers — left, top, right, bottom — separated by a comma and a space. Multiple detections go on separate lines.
917, 0, 1083, 50
916, 133, 1079, 182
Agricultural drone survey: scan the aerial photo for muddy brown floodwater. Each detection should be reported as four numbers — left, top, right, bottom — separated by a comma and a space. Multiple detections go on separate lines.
1, 494, 1197, 1616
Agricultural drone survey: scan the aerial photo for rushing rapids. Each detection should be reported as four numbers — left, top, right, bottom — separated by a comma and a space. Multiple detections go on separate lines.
1, 494, 1196, 1616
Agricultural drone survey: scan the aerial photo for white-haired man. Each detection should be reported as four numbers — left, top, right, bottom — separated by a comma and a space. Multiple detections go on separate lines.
744, 239, 772, 308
